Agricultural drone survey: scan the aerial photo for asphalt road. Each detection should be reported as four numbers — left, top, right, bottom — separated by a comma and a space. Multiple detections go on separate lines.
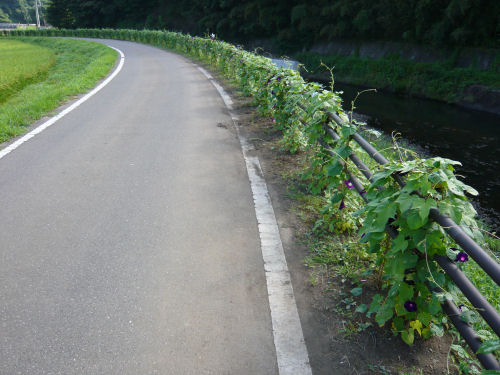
0, 40, 278, 374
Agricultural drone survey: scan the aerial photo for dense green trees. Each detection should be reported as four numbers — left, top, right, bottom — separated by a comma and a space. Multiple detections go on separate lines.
45, 0, 499, 50
0, 9, 12, 23
0, 0, 36, 24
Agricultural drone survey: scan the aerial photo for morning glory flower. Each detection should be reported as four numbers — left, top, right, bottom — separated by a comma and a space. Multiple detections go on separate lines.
339, 199, 346, 210
344, 180, 354, 189
404, 301, 417, 312
455, 251, 468, 262
277, 77, 281, 82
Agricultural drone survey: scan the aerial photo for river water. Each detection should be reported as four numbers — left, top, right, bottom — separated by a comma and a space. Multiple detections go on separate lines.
331, 82, 500, 232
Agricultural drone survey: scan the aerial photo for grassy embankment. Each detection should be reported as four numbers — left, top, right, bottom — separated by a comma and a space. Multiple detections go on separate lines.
0, 37, 117, 143
295, 51, 500, 104
0, 39, 55, 104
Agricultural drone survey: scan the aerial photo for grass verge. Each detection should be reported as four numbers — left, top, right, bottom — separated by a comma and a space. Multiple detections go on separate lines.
0, 37, 117, 143
0, 39, 56, 103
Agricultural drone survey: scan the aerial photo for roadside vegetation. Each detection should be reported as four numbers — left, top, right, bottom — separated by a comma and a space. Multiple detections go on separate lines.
0, 37, 117, 143
0, 39, 55, 103
289, 128, 500, 373
4, 0, 497, 108
3, 28, 498, 373
41, 0, 500, 106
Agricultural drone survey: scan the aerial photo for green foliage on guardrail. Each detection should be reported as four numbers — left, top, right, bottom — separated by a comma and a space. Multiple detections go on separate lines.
2, 28, 497, 360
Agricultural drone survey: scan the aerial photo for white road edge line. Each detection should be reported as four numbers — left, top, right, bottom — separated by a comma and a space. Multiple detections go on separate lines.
0, 46, 125, 161
197, 66, 313, 375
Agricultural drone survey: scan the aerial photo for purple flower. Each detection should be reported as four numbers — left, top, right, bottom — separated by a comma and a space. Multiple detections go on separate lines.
272, 104, 276, 109
404, 301, 417, 312
344, 180, 354, 189
277, 77, 281, 82
271, 90, 275, 95
458, 304, 464, 312
339, 199, 346, 210
272, 118, 276, 123
455, 251, 468, 262
266, 79, 271, 85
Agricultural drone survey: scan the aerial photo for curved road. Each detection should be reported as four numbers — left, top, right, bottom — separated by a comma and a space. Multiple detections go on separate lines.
0, 40, 285, 374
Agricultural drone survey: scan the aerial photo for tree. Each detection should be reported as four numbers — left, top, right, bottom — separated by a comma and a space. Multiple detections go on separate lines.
0, 8, 12, 23
46, 0, 75, 28
44, 0, 499, 48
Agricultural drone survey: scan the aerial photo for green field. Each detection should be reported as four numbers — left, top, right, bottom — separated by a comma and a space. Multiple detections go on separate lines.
0, 37, 117, 143
0, 39, 55, 103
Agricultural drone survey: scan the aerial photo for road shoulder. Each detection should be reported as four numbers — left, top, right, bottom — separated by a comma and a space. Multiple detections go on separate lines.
207, 68, 456, 375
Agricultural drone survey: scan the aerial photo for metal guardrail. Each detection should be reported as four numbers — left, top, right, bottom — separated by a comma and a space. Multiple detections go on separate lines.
0, 23, 19, 30
295, 101, 500, 369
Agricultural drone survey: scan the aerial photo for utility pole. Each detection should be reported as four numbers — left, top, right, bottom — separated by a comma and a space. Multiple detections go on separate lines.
39, 0, 46, 27
35, 0, 40, 28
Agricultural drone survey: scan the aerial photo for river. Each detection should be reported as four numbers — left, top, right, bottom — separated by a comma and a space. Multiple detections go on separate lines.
329, 81, 500, 232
